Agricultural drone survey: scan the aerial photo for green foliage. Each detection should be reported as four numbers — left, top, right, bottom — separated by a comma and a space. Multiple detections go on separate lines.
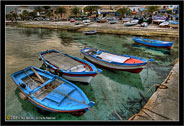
12, 13, 18, 21
34, 6, 44, 13
22, 10, 29, 20
29, 11, 37, 19
6, 14, 12, 21
83, 6, 101, 15
46, 11, 52, 18
71, 7, 80, 16
43, 6, 51, 11
55, 7, 66, 18
145, 6, 160, 14
116, 7, 132, 18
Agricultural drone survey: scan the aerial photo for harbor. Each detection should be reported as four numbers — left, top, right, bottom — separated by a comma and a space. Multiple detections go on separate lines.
5, 5, 179, 121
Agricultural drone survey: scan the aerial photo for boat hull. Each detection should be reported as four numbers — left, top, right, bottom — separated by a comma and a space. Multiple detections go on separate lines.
81, 53, 145, 74
84, 31, 97, 35
47, 66, 98, 83
39, 50, 101, 83
133, 38, 173, 50
11, 66, 94, 116
17, 87, 88, 116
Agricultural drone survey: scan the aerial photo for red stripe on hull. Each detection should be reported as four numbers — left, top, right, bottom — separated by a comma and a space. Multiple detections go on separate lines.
85, 58, 144, 73
63, 72, 97, 77
134, 42, 172, 50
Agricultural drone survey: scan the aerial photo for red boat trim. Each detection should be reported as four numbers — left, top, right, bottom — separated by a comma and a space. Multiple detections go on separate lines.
84, 56, 144, 73
83, 53, 146, 67
74, 59, 93, 71
63, 72, 97, 77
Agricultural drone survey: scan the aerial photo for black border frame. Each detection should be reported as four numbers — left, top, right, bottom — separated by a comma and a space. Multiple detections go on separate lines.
1, 1, 183, 126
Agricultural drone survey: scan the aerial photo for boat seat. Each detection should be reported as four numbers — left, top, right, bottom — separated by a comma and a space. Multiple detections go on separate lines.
45, 83, 76, 104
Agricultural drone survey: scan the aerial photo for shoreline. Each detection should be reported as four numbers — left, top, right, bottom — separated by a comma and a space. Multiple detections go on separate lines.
6, 21, 179, 38
130, 59, 179, 121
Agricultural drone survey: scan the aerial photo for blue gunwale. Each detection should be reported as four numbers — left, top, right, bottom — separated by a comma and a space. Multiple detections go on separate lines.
81, 48, 153, 66
39, 50, 102, 76
11, 66, 94, 111
133, 37, 174, 47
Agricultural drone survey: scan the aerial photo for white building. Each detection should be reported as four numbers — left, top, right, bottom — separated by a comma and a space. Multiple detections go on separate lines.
15, 6, 33, 15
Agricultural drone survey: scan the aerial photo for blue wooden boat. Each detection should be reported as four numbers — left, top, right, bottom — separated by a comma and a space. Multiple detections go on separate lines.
169, 21, 179, 28
11, 66, 95, 116
81, 48, 153, 73
39, 50, 102, 83
133, 37, 174, 49
84, 30, 97, 35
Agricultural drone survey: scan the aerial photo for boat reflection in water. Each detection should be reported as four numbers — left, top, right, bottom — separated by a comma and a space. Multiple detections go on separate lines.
84, 60, 145, 91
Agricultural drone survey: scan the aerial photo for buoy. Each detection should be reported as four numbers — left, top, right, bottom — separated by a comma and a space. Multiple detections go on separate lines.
19, 92, 27, 100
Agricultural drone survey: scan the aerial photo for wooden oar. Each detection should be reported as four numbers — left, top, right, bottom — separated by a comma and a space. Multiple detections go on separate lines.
31, 67, 45, 84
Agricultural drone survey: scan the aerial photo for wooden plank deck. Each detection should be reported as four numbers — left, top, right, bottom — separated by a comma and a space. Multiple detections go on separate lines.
42, 52, 82, 71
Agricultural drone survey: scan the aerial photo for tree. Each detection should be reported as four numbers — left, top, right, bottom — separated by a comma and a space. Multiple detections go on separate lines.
145, 6, 160, 15
6, 14, 12, 21
83, 6, 101, 16
55, 7, 66, 19
71, 7, 80, 17
116, 7, 132, 20
43, 6, 51, 12
12, 13, 18, 21
46, 11, 52, 19
34, 6, 43, 17
22, 10, 29, 20
18, 14, 23, 20
29, 11, 37, 20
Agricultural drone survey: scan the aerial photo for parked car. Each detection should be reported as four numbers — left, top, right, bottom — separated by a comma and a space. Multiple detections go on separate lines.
70, 18, 75, 22
83, 18, 90, 23
45, 17, 50, 21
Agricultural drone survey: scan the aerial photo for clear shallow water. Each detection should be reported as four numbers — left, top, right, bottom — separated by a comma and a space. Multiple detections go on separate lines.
5, 26, 178, 121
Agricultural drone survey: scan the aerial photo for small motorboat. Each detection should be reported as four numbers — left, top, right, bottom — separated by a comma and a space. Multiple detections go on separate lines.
84, 30, 97, 35
140, 22, 148, 27
123, 18, 132, 23
81, 48, 153, 73
39, 50, 102, 83
108, 19, 117, 24
11, 66, 95, 116
124, 20, 138, 26
133, 37, 174, 49
159, 21, 169, 28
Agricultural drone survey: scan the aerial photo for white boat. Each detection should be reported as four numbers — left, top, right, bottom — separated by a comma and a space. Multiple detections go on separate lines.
159, 21, 169, 27
81, 48, 153, 73
39, 50, 102, 83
